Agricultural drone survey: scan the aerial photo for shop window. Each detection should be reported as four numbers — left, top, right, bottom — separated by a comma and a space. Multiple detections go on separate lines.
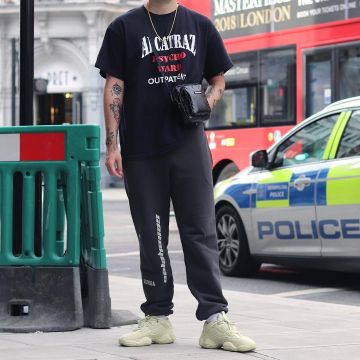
36, 92, 82, 125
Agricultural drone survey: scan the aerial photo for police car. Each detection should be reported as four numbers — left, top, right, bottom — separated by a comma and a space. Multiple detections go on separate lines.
214, 97, 360, 276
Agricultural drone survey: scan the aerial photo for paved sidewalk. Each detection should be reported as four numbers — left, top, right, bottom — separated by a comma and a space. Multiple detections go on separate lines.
1, 275, 360, 360
101, 188, 128, 202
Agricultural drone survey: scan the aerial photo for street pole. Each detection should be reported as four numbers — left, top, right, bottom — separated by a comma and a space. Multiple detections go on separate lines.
19, 0, 34, 126
15, 0, 41, 257
11, 38, 16, 127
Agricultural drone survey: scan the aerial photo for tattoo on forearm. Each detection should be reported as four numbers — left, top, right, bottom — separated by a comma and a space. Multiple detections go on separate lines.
206, 84, 225, 109
106, 128, 118, 152
106, 129, 115, 146
206, 86, 215, 108
111, 83, 123, 97
110, 98, 122, 125
106, 81, 124, 151
109, 82, 123, 125
206, 86, 214, 97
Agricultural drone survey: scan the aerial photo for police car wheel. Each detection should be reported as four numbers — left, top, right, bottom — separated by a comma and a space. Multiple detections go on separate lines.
216, 205, 260, 277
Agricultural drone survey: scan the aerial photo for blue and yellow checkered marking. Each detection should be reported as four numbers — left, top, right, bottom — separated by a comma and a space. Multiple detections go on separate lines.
224, 184, 255, 209
221, 165, 360, 209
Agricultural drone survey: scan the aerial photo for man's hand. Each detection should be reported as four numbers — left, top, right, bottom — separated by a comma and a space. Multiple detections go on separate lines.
103, 75, 125, 178
106, 148, 123, 178
206, 72, 226, 110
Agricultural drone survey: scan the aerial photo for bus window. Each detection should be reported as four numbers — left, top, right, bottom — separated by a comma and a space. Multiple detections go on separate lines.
207, 86, 256, 128
339, 46, 360, 100
306, 51, 332, 117
260, 48, 296, 125
305, 43, 360, 117
207, 52, 257, 129
207, 47, 295, 129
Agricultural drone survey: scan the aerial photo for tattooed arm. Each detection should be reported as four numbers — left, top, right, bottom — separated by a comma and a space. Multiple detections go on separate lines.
104, 75, 124, 178
206, 72, 225, 111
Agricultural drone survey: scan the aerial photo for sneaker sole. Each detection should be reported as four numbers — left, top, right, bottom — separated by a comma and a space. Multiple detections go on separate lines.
223, 341, 256, 352
199, 338, 221, 349
119, 337, 152, 347
119, 334, 176, 347
153, 333, 176, 344
200, 338, 256, 352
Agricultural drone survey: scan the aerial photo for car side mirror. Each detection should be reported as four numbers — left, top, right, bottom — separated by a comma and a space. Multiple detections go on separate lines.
251, 150, 269, 168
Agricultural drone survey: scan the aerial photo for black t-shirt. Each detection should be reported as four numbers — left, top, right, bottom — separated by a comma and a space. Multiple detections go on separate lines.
95, 5, 233, 161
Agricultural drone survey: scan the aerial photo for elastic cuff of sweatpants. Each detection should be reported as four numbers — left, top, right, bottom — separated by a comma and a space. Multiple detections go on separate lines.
196, 304, 228, 321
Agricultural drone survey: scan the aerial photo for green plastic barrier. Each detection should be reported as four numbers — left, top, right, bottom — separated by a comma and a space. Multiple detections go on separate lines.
0, 125, 107, 269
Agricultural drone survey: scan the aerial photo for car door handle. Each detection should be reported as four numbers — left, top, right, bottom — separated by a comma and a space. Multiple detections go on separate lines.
293, 177, 311, 191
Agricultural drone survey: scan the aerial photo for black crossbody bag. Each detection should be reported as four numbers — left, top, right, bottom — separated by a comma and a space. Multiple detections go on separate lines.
153, 48, 211, 126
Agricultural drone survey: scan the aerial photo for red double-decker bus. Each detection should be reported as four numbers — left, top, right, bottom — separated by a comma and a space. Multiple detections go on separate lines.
179, 0, 360, 183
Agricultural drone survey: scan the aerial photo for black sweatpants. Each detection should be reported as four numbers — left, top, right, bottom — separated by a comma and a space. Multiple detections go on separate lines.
122, 124, 228, 321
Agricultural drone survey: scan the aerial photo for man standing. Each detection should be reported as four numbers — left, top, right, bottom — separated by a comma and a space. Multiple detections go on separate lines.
95, 0, 256, 352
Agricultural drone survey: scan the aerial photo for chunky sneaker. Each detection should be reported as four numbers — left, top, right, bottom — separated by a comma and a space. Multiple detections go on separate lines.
118, 316, 176, 347
199, 312, 256, 352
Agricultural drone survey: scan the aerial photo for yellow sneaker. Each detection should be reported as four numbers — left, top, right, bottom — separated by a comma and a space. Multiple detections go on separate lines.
199, 312, 256, 352
118, 316, 176, 347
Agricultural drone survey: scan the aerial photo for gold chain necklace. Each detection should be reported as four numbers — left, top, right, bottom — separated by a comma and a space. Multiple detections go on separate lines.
147, 2, 179, 41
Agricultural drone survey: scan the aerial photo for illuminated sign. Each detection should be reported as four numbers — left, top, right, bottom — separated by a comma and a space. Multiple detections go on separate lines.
212, 0, 360, 39
225, 62, 251, 81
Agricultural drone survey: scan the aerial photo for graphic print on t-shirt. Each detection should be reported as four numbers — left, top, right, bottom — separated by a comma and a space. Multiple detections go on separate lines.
141, 34, 197, 86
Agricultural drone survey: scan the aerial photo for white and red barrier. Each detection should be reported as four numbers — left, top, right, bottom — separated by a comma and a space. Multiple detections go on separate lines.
0, 133, 65, 161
